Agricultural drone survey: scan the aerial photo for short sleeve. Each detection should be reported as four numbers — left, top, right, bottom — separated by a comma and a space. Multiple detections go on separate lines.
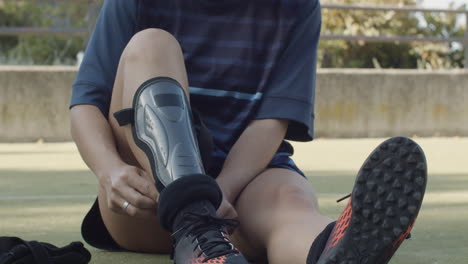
70, 0, 138, 117
255, 1, 321, 142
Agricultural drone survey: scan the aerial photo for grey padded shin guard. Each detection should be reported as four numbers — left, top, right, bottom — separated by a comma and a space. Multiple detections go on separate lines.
114, 77, 223, 231
113, 77, 206, 191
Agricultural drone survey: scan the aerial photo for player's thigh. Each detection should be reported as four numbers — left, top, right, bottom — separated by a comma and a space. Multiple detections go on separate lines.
231, 168, 319, 260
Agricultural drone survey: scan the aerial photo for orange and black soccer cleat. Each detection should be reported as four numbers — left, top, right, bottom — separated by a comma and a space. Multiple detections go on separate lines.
171, 212, 249, 264
311, 137, 427, 264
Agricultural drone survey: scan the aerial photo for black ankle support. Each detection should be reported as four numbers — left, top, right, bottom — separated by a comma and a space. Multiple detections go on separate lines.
306, 221, 336, 264
172, 200, 216, 234
158, 174, 223, 232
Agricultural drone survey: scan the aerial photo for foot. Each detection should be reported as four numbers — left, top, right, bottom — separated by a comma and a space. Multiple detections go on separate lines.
172, 212, 249, 264
317, 137, 427, 264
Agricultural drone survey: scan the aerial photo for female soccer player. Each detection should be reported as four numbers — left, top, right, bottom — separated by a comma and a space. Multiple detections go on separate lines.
70, 1, 427, 263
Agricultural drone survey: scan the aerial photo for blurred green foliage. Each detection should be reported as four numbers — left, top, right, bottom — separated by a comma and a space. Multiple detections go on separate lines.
0, 0, 91, 65
320, 0, 467, 68
0, 0, 466, 68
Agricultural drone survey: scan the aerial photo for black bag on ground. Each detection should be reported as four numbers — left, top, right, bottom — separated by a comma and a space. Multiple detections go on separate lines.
0, 237, 91, 264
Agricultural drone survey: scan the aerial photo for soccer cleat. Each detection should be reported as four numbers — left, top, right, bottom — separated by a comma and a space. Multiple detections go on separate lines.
317, 137, 427, 264
172, 212, 249, 264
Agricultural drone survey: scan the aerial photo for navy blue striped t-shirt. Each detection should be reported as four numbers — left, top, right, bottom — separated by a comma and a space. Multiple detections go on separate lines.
71, 0, 321, 176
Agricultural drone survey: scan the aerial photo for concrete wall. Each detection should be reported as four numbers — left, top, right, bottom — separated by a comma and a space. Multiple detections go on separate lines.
315, 69, 468, 138
0, 66, 76, 142
0, 66, 467, 142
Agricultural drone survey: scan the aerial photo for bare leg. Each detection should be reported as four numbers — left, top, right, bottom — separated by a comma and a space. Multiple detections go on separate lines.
100, 28, 190, 252
232, 168, 333, 264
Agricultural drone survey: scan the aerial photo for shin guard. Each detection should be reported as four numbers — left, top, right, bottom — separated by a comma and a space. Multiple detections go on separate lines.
114, 77, 222, 230
114, 77, 207, 190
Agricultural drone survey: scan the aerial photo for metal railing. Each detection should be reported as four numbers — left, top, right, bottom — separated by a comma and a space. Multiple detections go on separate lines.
0, 0, 99, 38
320, 4, 468, 68
0, 2, 467, 67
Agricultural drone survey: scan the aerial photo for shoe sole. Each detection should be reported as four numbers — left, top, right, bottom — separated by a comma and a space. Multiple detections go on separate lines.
318, 137, 428, 264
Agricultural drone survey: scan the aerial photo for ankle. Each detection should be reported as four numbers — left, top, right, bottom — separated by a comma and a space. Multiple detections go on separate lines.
172, 200, 216, 232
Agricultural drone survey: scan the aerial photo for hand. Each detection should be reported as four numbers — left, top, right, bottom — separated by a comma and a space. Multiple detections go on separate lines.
101, 164, 159, 218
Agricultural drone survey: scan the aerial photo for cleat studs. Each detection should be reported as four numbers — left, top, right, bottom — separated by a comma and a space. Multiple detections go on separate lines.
411, 146, 421, 154
382, 220, 391, 229
413, 192, 422, 201
363, 164, 373, 171
352, 218, 361, 225
398, 199, 408, 209
352, 227, 360, 234
393, 227, 403, 237
354, 187, 364, 197
408, 205, 418, 215
386, 207, 396, 217
399, 148, 409, 158
404, 171, 413, 180
374, 201, 383, 210
377, 186, 386, 196
383, 236, 392, 244
372, 229, 380, 237
392, 179, 402, 189
357, 175, 366, 183
389, 143, 398, 153
380, 143, 389, 150
383, 158, 393, 168
364, 195, 373, 204
362, 209, 371, 218
373, 243, 382, 251
400, 216, 410, 226
373, 215, 381, 224
371, 153, 380, 161
371, 169, 382, 178
384, 173, 393, 183
362, 223, 371, 231
386, 193, 396, 203
358, 244, 367, 253
416, 177, 425, 186
407, 155, 417, 164
394, 163, 404, 173
366, 181, 377, 190
404, 185, 413, 195
354, 203, 362, 213
416, 162, 426, 171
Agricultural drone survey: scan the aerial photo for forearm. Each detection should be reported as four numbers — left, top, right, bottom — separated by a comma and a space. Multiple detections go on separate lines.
216, 119, 288, 202
70, 105, 125, 181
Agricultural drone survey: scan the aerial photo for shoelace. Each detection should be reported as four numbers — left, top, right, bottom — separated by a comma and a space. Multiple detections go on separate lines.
336, 193, 412, 239
172, 212, 240, 262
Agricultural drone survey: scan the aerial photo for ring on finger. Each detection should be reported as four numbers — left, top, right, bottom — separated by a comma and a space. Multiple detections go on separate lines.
122, 201, 130, 211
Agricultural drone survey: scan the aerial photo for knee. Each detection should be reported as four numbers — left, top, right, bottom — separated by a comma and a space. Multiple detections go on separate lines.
271, 183, 320, 212
123, 28, 182, 63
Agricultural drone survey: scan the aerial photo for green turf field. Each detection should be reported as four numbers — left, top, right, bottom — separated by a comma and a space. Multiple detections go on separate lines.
1, 138, 467, 263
